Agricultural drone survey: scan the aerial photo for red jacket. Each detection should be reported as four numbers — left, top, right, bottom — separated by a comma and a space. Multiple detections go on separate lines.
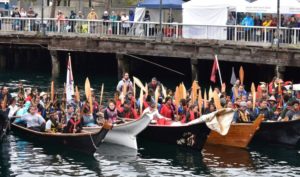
119, 107, 139, 119
160, 104, 174, 119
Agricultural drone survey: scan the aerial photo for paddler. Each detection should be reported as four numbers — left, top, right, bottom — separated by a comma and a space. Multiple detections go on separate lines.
160, 96, 176, 121
233, 101, 251, 123
104, 99, 120, 123
284, 100, 299, 121
63, 113, 82, 133
18, 105, 46, 132
118, 100, 138, 119
81, 102, 97, 127
116, 72, 133, 93
181, 104, 199, 123
45, 110, 61, 133
0, 99, 9, 134
147, 77, 163, 97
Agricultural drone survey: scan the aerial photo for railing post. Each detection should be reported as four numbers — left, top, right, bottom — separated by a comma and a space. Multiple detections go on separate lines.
264, 27, 267, 43
117, 21, 120, 35
58, 20, 60, 33
28, 19, 31, 32
234, 26, 237, 41
206, 25, 208, 39
175, 23, 179, 39
146, 22, 149, 37
294, 28, 297, 44
88, 20, 90, 34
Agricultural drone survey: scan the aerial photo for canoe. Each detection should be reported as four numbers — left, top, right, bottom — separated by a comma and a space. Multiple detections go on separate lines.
252, 118, 300, 146
205, 115, 264, 148
11, 122, 112, 155
138, 119, 211, 150
84, 112, 152, 149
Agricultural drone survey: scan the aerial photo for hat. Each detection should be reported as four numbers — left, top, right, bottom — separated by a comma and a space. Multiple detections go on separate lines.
239, 101, 247, 107
40, 92, 47, 97
268, 96, 277, 102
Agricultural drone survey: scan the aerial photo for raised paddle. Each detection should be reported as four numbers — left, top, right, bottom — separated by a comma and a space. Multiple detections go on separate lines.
99, 83, 104, 109
84, 78, 93, 114
213, 90, 222, 110
208, 86, 213, 101
204, 89, 207, 109
121, 82, 128, 104
191, 81, 198, 104
155, 87, 160, 109
221, 83, 226, 93
239, 66, 244, 86
51, 81, 54, 103
198, 87, 203, 115
161, 84, 167, 100
133, 76, 146, 92
139, 88, 143, 115
251, 82, 256, 110
75, 86, 80, 103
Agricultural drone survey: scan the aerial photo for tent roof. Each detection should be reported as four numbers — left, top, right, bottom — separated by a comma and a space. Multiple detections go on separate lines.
137, 0, 182, 9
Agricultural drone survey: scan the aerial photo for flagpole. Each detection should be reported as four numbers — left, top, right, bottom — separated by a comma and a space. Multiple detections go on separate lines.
215, 55, 223, 86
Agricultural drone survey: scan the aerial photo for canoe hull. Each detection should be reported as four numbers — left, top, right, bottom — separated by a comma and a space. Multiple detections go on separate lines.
139, 121, 210, 150
11, 123, 109, 155
84, 113, 152, 149
206, 115, 263, 148
252, 119, 300, 146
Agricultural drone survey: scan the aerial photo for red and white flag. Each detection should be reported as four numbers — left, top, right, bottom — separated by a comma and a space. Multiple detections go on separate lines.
210, 55, 222, 86
66, 54, 74, 103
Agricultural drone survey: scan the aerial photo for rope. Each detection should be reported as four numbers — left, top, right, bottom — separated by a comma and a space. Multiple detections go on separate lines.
89, 132, 98, 150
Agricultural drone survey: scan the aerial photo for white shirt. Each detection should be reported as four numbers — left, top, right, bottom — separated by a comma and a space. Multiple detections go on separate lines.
45, 119, 57, 131
21, 113, 45, 128
8, 105, 19, 119
121, 15, 130, 28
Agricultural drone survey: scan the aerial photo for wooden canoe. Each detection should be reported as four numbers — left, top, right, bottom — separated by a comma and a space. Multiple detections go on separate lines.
83, 112, 152, 150
252, 118, 300, 146
11, 122, 111, 155
205, 115, 264, 148
138, 119, 211, 150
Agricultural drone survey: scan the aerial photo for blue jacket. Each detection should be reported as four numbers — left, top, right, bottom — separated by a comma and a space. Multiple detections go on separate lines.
241, 16, 254, 31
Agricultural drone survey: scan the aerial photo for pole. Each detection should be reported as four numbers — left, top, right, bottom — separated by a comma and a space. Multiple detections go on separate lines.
159, 0, 163, 41
276, 0, 280, 50
215, 55, 223, 87
41, 0, 45, 36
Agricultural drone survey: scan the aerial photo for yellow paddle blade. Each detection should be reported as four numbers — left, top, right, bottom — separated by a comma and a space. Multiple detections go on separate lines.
121, 82, 128, 104
213, 91, 222, 110
145, 83, 148, 96
75, 86, 80, 103
208, 86, 213, 101
51, 81, 54, 102
239, 66, 244, 86
139, 89, 144, 115
182, 83, 187, 100
198, 87, 202, 115
133, 76, 146, 92
99, 83, 104, 107
85, 77, 91, 100
204, 89, 207, 102
221, 83, 226, 93
191, 81, 198, 105
161, 84, 167, 99
251, 83, 256, 110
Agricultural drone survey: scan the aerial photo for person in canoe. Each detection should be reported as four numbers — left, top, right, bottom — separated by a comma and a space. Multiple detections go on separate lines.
104, 99, 120, 123
233, 101, 251, 123
0, 99, 9, 136
284, 100, 300, 121
63, 113, 82, 133
17, 105, 46, 132
0, 86, 12, 104
147, 77, 163, 96
65, 104, 75, 123
81, 102, 97, 127
159, 96, 176, 123
45, 110, 61, 133
143, 101, 171, 124
118, 100, 138, 119
125, 91, 136, 109
258, 100, 274, 121
116, 72, 133, 93
181, 104, 199, 123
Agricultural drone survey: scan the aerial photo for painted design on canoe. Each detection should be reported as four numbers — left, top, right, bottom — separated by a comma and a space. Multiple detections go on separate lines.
177, 132, 196, 147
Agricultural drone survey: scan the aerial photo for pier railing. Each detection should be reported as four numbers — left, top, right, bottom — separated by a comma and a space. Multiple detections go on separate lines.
1, 17, 300, 45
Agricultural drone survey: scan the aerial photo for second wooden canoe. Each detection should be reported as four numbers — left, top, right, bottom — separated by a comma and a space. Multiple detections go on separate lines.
205, 115, 264, 148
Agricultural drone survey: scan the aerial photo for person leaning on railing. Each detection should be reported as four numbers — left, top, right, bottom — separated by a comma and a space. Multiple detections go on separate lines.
87, 8, 98, 34
287, 16, 298, 44
26, 7, 37, 32
262, 15, 273, 42
226, 13, 235, 40
110, 11, 118, 35
11, 7, 21, 31
241, 13, 254, 41
76, 11, 85, 33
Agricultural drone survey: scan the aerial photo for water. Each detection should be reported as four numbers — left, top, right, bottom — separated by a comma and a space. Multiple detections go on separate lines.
1, 72, 300, 176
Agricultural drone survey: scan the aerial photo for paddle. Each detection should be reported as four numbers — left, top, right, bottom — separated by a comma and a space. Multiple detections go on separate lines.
161, 84, 167, 100
221, 83, 226, 93
133, 76, 146, 92
84, 77, 93, 114
121, 82, 128, 104
99, 83, 104, 109
239, 66, 244, 86
182, 83, 187, 100
51, 81, 54, 103
198, 87, 203, 115
208, 86, 213, 101
174, 86, 179, 108
191, 81, 198, 104
145, 83, 148, 97
204, 89, 207, 110
251, 83, 256, 110
75, 86, 80, 103
139, 88, 143, 115
213, 90, 222, 110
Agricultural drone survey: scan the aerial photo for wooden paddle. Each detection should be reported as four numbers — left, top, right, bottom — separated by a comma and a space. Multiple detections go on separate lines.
213, 90, 222, 110
121, 82, 128, 104
198, 87, 203, 115
182, 83, 187, 100
161, 84, 167, 100
139, 89, 143, 115
174, 86, 179, 108
133, 76, 146, 92
99, 83, 104, 108
191, 81, 198, 104
75, 86, 80, 103
84, 77, 93, 114
204, 89, 207, 109
239, 66, 244, 85
145, 83, 148, 97
251, 82, 256, 110
234, 86, 239, 100
51, 81, 54, 103
221, 83, 226, 93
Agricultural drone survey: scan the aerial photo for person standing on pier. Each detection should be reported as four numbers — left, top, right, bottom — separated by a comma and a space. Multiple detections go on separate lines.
87, 8, 98, 33
121, 12, 130, 35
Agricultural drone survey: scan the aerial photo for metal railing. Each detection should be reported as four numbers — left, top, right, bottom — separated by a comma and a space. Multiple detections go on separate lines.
0, 17, 300, 45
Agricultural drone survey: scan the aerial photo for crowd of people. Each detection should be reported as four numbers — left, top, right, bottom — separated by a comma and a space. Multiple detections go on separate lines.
0, 72, 299, 135
227, 12, 300, 43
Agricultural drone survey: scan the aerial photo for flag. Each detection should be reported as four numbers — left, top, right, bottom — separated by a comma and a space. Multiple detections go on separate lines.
230, 67, 237, 85
66, 54, 74, 103
210, 57, 218, 83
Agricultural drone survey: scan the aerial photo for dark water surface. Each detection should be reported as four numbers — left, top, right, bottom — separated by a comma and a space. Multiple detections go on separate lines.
1, 72, 300, 177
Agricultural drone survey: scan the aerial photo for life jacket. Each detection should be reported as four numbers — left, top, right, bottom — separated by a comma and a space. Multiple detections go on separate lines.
106, 108, 118, 122
121, 108, 138, 119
